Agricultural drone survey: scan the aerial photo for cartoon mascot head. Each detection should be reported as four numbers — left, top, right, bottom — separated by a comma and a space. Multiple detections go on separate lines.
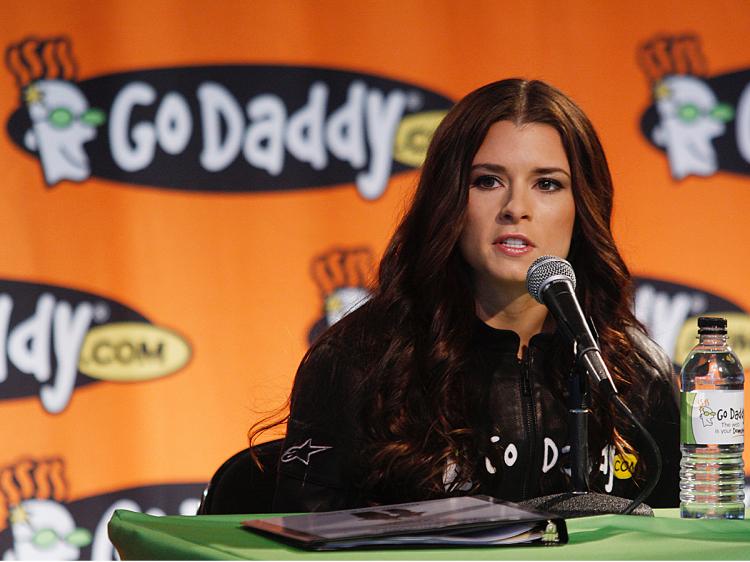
0, 457, 91, 560
5, 36, 105, 186
638, 34, 734, 180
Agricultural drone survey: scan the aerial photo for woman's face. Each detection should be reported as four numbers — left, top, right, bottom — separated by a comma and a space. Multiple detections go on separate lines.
459, 120, 576, 293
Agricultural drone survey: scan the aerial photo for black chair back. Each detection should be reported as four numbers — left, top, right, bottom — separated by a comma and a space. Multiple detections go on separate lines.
197, 438, 283, 515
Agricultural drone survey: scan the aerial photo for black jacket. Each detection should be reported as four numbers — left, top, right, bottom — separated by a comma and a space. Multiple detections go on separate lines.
273, 315, 680, 512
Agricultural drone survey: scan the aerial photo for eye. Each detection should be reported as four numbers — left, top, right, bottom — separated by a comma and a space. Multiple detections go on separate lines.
32, 528, 59, 549
66, 527, 93, 548
710, 102, 734, 123
48, 107, 73, 128
677, 103, 700, 123
471, 175, 502, 190
82, 108, 106, 127
536, 178, 564, 192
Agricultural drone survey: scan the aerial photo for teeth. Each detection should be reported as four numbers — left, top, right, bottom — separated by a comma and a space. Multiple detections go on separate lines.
502, 238, 527, 247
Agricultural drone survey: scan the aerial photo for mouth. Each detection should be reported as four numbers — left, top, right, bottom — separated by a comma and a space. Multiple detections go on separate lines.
685, 140, 716, 163
61, 146, 88, 170
493, 234, 535, 257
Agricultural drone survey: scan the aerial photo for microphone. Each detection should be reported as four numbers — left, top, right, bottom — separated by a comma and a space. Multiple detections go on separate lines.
526, 256, 618, 396
523, 256, 661, 517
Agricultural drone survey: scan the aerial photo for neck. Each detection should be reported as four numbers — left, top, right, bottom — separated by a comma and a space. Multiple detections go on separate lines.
474, 281, 551, 354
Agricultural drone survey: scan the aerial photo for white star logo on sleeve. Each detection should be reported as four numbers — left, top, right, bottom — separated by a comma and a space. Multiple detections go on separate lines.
281, 438, 332, 465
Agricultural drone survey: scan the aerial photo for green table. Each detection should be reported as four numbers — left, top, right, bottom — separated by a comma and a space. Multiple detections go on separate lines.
109, 509, 750, 560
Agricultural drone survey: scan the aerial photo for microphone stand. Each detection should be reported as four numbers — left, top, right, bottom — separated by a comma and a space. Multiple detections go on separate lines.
519, 344, 656, 518
522, 258, 662, 517
568, 361, 591, 494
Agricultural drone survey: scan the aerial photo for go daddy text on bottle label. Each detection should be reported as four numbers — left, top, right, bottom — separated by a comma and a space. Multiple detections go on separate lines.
681, 390, 745, 445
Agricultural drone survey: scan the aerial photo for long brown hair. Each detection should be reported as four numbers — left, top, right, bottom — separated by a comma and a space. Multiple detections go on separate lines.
251, 78, 653, 502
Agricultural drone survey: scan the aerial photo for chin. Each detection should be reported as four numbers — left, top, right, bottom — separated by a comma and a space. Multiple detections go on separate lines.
489, 269, 528, 287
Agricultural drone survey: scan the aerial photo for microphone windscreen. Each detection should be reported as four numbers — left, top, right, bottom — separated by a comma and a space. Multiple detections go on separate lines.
526, 256, 576, 303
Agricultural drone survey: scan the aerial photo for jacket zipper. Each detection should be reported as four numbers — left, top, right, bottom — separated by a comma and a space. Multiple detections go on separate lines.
520, 353, 537, 499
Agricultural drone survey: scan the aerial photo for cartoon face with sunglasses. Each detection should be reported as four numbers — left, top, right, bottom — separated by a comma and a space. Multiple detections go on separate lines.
4, 499, 91, 560
22, 79, 105, 186
652, 74, 734, 181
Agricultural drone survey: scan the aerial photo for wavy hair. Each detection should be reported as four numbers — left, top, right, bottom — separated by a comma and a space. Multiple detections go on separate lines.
252, 78, 653, 501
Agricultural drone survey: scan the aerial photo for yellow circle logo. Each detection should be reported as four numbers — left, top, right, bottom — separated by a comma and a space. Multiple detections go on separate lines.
393, 111, 448, 167
613, 452, 638, 479
78, 322, 191, 382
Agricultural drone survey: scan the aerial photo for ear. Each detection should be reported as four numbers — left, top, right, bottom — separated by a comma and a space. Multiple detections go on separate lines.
24, 129, 38, 151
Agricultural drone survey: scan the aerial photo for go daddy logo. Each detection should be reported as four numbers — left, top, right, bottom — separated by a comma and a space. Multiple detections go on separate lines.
5, 36, 452, 199
638, 34, 750, 181
0, 280, 190, 414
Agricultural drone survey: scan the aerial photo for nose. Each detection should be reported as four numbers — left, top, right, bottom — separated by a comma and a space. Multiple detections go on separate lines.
498, 186, 530, 223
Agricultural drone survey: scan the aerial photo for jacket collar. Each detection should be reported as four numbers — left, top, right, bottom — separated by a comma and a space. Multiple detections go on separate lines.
472, 317, 555, 356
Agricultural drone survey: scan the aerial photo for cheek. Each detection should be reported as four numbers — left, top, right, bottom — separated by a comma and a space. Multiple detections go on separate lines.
458, 202, 485, 263
543, 197, 576, 255
560, 203, 577, 255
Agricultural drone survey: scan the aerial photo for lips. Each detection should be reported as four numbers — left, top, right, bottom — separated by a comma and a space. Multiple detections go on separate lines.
61, 146, 88, 169
493, 234, 535, 257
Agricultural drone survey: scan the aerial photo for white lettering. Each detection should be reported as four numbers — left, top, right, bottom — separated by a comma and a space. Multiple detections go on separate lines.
105, 78, 413, 199
737, 83, 750, 163
542, 437, 559, 474
561, 445, 571, 477
0, 295, 12, 382
244, 95, 286, 175
286, 82, 328, 169
599, 445, 614, 493
179, 498, 201, 515
357, 88, 407, 199
634, 284, 706, 360
486, 435, 500, 474
155, 92, 192, 155
326, 81, 366, 168
0, 293, 95, 414
8, 293, 54, 382
110, 82, 158, 172
198, 82, 243, 171
504, 443, 518, 467
443, 460, 459, 489
41, 300, 94, 414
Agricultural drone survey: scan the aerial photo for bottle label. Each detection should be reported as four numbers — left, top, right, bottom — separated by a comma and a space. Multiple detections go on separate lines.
681, 390, 744, 445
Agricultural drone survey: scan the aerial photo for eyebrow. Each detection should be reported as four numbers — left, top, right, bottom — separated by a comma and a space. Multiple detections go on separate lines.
471, 163, 571, 179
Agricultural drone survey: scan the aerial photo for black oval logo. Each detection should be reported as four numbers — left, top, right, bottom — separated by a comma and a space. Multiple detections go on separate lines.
634, 276, 748, 367
6, 63, 453, 198
0, 280, 172, 413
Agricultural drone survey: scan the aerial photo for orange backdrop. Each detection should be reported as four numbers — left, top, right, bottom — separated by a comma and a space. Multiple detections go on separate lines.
0, 1, 749, 558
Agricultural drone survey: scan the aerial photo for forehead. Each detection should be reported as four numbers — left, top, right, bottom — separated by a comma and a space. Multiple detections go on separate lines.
662, 76, 717, 106
36, 79, 89, 113
472, 120, 569, 170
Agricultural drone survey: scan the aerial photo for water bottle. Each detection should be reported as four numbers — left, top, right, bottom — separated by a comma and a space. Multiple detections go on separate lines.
680, 316, 745, 519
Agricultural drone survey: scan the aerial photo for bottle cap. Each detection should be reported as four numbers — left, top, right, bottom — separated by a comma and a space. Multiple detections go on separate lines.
697, 316, 727, 334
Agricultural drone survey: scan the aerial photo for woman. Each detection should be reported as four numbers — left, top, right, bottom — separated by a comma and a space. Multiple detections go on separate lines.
252, 78, 679, 513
